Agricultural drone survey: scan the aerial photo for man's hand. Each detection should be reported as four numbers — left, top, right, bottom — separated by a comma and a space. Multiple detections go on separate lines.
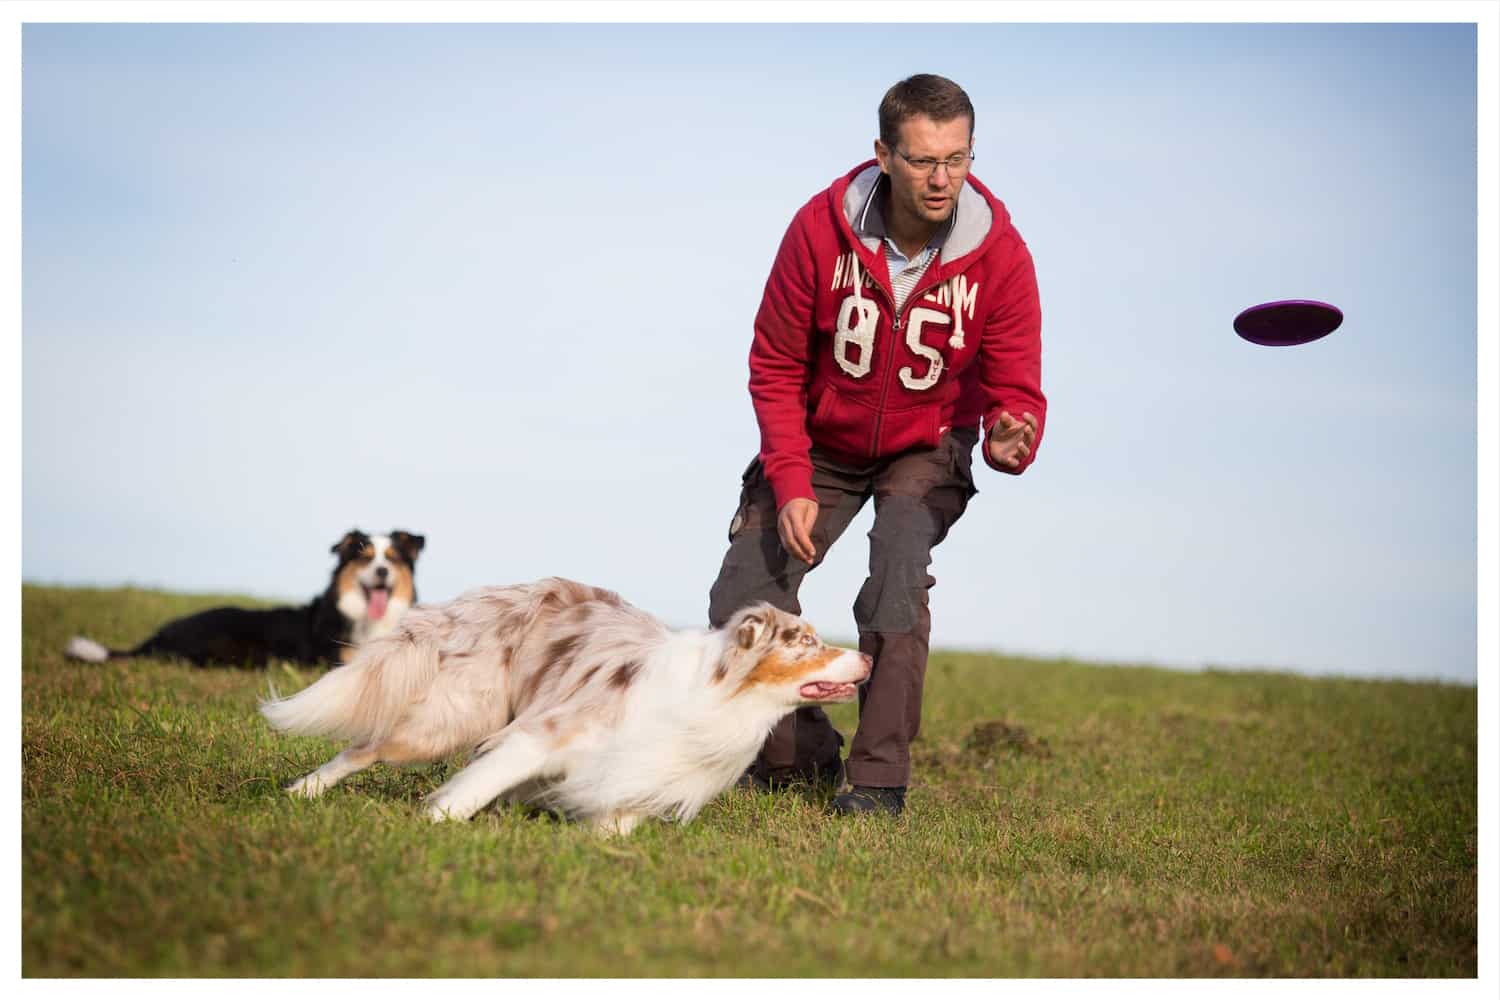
988, 410, 1038, 469
777, 498, 819, 564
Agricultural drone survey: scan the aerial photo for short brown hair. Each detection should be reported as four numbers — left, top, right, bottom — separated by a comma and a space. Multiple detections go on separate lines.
878, 74, 975, 149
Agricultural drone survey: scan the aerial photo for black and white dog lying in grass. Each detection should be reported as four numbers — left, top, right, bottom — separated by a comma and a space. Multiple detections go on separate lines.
260, 577, 870, 835
65, 529, 425, 668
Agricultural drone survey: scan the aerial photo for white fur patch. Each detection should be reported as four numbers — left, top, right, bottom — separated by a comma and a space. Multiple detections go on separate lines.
64, 636, 110, 663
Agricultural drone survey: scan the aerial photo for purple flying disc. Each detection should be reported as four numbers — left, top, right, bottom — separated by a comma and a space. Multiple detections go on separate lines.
1233, 299, 1343, 346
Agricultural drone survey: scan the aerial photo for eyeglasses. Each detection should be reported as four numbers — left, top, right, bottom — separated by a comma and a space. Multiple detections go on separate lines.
894, 148, 974, 177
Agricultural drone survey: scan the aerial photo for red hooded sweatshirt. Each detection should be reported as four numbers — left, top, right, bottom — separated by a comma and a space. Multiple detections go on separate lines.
749, 160, 1046, 509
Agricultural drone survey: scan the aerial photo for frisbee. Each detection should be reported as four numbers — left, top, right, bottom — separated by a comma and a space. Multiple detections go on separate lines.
1233, 299, 1343, 346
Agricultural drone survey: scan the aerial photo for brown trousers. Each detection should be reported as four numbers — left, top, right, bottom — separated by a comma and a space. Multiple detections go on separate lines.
707, 427, 978, 788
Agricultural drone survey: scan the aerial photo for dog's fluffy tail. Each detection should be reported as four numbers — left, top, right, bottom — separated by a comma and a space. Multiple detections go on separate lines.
64, 636, 116, 663
259, 630, 440, 746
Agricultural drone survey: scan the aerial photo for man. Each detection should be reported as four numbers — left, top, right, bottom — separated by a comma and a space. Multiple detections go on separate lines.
707, 74, 1045, 816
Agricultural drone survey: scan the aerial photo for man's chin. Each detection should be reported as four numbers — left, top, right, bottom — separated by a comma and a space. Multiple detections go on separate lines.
917, 202, 955, 223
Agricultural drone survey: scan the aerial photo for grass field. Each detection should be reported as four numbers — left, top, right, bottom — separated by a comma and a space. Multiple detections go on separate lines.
20, 584, 1478, 978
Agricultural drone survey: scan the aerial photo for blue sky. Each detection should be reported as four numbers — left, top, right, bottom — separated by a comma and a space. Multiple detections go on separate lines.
18, 16, 1490, 683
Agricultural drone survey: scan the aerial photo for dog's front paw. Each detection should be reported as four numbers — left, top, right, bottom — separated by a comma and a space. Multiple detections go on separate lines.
590, 812, 643, 837
286, 774, 324, 798
425, 797, 471, 823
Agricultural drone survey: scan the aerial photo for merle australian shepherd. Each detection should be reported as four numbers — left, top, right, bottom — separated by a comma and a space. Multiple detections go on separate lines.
260, 577, 871, 835
65, 529, 425, 668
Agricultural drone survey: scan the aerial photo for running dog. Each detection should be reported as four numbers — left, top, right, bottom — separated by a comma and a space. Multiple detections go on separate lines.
260, 577, 870, 834
65, 529, 425, 668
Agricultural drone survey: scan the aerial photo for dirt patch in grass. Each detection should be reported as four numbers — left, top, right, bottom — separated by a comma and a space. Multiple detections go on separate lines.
963, 719, 1053, 760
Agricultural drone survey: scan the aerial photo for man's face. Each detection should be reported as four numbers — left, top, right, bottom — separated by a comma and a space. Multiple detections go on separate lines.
874, 113, 973, 231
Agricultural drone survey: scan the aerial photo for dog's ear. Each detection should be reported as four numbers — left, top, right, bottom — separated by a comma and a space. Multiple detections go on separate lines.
331, 529, 371, 560
735, 610, 770, 650
390, 531, 426, 563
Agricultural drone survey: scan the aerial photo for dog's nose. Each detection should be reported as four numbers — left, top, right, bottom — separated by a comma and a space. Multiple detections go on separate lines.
375, 566, 389, 582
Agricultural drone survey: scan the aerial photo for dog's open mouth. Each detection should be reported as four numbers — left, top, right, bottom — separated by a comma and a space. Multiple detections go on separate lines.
799, 681, 858, 702
363, 585, 391, 621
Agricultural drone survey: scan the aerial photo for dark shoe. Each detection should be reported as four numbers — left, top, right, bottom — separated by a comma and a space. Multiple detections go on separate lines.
830, 784, 906, 816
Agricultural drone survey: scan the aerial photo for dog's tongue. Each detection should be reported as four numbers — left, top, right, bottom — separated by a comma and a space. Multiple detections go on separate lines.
367, 588, 389, 621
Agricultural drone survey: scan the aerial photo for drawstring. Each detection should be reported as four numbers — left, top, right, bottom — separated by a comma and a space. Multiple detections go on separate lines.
950, 278, 965, 347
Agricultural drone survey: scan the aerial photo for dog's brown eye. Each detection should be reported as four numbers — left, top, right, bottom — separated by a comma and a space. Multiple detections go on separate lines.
800, 634, 817, 646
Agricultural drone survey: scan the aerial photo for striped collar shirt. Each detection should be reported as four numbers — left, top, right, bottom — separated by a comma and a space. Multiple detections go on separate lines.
883, 239, 940, 314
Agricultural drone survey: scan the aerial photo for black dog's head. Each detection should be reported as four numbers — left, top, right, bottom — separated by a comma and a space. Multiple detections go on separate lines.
329, 528, 426, 629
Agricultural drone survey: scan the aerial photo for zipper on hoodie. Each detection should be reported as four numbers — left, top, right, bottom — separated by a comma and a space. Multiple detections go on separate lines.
859, 264, 900, 460
870, 263, 953, 459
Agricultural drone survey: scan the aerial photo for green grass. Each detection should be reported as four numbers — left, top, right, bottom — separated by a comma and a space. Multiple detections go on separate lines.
21, 584, 1477, 977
